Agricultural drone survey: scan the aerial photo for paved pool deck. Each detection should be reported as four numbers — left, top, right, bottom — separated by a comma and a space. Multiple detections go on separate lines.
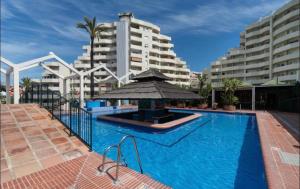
1, 104, 299, 189
1, 104, 169, 189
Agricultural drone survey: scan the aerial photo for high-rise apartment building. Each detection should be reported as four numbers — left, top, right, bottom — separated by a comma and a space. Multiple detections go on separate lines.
72, 13, 191, 97
207, 0, 300, 88
32, 62, 71, 95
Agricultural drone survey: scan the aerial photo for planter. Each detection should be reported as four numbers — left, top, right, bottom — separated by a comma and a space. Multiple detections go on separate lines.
223, 105, 236, 111
212, 103, 218, 110
198, 104, 208, 109
176, 104, 185, 108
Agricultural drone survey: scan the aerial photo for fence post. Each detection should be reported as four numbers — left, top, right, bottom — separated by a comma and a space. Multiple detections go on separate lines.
31, 85, 34, 103
69, 101, 72, 136
59, 96, 62, 120
78, 107, 81, 136
46, 85, 49, 109
37, 85, 39, 105
39, 84, 42, 107
89, 113, 92, 151
51, 92, 54, 119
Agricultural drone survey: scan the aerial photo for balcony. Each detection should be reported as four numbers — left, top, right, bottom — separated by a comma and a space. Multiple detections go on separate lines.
245, 35, 270, 46
41, 78, 60, 83
130, 44, 142, 50
130, 36, 142, 42
74, 63, 92, 69
94, 46, 116, 52
94, 54, 116, 60
222, 73, 244, 78
130, 53, 143, 59
149, 56, 160, 62
222, 58, 245, 64
222, 65, 245, 72
131, 57, 142, 63
97, 39, 116, 44
278, 74, 298, 82
150, 49, 176, 57
273, 31, 300, 45
160, 57, 176, 64
273, 20, 300, 36
273, 9, 300, 27
245, 70, 269, 77
148, 64, 160, 69
273, 63, 300, 73
245, 52, 269, 61
247, 79, 269, 84
152, 41, 173, 48
246, 44, 270, 53
130, 27, 141, 34
273, 42, 299, 55
245, 26, 270, 38
244, 61, 269, 69
273, 51, 300, 64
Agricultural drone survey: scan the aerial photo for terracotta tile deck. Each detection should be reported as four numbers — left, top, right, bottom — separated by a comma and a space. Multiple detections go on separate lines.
0, 104, 170, 189
256, 111, 299, 189
0, 104, 89, 183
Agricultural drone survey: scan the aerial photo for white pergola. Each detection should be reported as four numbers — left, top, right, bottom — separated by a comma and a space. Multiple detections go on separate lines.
1, 52, 132, 107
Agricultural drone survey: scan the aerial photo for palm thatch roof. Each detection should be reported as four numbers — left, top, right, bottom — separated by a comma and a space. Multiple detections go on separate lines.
95, 69, 201, 100
132, 68, 171, 81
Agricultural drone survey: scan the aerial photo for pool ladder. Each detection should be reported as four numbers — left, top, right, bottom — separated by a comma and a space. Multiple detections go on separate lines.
97, 135, 143, 183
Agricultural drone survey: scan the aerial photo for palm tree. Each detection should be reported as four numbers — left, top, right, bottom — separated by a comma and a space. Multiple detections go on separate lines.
221, 78, 242, 106
77, 16, 103, 98
21, 77, 31, 102
197, 74, 207, 96
21, 77, 31, 90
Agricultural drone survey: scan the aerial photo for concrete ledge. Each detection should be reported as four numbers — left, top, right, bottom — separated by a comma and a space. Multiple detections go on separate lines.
98, 113, 201, 130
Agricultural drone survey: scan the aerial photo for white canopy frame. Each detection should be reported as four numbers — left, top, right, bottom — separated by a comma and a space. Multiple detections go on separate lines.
1, 52, 132, 107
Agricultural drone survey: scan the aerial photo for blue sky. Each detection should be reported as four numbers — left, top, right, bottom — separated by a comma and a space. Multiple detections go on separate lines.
1, 0, 289, 77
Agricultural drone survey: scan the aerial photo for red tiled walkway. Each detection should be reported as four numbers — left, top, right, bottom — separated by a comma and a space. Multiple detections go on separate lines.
1, 104, 89, 183
1, 152, 170, 189
256, 111, 299, 189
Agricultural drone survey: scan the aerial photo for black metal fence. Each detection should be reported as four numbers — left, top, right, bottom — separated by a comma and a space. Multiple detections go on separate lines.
21, 84, 93, 150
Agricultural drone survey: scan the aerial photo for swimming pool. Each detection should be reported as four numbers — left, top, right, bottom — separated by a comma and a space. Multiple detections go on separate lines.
92, 110, 267, 189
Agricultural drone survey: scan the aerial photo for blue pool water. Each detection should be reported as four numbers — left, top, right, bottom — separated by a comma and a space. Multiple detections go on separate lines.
91, 110, 267, 189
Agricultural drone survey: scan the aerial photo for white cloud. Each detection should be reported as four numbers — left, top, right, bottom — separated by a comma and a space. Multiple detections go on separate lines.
51, 25, 88, 41
0, 41, 79, 63
1, 3, 15, 20
158, 0, 289, 34
6, 0, 87, 41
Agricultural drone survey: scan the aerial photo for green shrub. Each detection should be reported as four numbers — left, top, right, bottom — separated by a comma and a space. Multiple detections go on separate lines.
221, 79, 241, 105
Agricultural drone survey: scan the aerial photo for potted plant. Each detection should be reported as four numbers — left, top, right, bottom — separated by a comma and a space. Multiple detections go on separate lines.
197, 75, 212, 109
212, 102, 218, 110
221, 78, 241, 111
198, 83, 212, 109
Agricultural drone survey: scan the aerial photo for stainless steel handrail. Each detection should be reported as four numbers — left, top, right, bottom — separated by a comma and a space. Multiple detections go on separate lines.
115, 135, 143, 182
98, 144, 118, 172
98, 135, 144, 184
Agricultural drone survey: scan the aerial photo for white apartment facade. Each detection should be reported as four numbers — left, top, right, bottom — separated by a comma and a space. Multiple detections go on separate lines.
189, 71, 202, 89
32, 62, 71, 95
73, 13, 191, 97
208, 0, 300, 88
